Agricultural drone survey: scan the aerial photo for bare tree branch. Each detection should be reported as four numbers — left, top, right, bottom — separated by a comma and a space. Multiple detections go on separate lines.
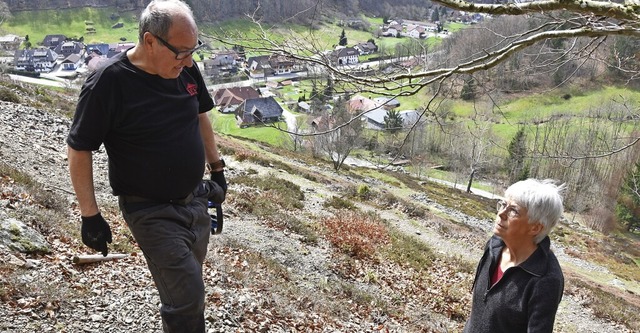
433, 0, 640, 22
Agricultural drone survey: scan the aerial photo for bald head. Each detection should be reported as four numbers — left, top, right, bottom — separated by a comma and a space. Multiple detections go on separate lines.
138, 0, 196, 42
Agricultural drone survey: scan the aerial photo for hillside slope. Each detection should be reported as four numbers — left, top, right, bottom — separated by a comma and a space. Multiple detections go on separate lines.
0, 80, 638, 332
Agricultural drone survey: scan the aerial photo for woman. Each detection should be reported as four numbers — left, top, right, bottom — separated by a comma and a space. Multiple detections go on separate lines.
463, 178, 565, 333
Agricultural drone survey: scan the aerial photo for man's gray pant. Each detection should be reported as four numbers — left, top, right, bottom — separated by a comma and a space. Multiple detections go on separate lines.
119, 192, 210, 333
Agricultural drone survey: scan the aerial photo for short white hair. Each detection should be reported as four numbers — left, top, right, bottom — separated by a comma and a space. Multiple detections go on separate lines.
138, 0, 195, 42
505, 178, 565, 244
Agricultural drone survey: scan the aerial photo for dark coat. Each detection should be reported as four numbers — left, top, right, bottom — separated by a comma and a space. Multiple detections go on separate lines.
463, 235, 564, 333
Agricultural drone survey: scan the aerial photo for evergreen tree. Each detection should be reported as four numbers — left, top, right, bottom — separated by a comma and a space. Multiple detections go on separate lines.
460, 77, 476, 101
339, 29, 348, 47
507, 127, 529, 183
323, 77, 334, 101
310, 84, 319, 101
431, 8, 439, 22
384, 109, 404, 134
232, 44, 246, 59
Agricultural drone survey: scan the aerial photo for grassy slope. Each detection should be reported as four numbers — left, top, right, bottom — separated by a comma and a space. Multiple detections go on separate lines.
4, 7, 140, 45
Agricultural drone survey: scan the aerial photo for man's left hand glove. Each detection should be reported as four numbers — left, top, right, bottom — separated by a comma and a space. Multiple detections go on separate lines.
210, 169, 227, 194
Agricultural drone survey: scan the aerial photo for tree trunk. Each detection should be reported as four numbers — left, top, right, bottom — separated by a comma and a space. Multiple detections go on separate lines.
466, 169, 476, 193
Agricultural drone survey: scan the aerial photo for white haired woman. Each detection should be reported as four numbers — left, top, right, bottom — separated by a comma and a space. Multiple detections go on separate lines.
463, 178, 565, 333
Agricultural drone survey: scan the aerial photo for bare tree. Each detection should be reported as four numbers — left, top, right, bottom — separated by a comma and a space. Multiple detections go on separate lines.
280, 114, 308, 152
311, 99, 364, 171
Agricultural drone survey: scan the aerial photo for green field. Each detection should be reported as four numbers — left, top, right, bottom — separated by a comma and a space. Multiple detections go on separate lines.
210, 112, 290, 147
202, 18, 376, 57
4, 8, 140, 45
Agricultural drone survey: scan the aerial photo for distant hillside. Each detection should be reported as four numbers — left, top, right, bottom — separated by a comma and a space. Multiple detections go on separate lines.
4, 0, 144, 11
3, 0, 445, 23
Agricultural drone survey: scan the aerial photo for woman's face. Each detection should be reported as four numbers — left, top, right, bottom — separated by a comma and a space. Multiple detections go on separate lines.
493, 199, 539, 244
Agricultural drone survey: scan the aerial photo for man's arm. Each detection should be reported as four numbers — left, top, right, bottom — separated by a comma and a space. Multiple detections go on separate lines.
67, 145, 99, 217
199, 112, 227, 205
198, 112, 221, 167
68, 145, 112, 256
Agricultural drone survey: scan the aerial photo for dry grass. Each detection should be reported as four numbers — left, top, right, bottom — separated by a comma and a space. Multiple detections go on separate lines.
0, 77, 77, 117
554, 223, 640, 283
566, 277, 640, 332
0, 162, 70, 238
323, 195, 356, 210
230, 173, 318, 243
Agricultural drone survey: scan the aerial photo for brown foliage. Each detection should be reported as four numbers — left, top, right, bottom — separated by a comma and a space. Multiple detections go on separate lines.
323, 210, 390, 260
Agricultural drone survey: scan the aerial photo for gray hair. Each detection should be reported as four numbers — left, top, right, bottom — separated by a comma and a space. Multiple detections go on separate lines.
138, 0, 195, 42
504, 178, 565, 244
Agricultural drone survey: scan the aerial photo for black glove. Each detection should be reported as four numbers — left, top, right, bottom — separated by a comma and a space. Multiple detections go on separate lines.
204, 179, 225, 204
81, 213, 112, 257
210, 170, 227, 194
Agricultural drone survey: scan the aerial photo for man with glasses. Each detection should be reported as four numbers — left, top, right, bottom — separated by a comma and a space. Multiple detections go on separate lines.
67, 1, 226, 332
463, 179, 565, 333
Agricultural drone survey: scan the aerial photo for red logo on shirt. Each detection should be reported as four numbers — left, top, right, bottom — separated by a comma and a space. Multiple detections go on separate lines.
186, 83, 198, 96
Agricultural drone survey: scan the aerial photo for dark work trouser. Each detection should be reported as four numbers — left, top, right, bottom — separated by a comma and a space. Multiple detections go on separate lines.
119, 188, 210, 333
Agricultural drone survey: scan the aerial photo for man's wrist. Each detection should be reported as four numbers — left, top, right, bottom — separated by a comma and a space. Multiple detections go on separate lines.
207, 158, 225, 172
81, 210, 101, 219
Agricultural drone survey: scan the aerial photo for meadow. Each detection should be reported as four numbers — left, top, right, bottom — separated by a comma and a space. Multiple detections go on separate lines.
5, 7, 140, 45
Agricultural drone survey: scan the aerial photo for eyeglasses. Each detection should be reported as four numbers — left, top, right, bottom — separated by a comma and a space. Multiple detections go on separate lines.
497, 200, 521, 219
152, 34, 204, 60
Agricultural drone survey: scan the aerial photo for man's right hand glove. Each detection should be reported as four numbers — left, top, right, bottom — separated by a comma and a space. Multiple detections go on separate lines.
210, 170, 227, 194
204, 179, 225, 204
81, 213, 112, 257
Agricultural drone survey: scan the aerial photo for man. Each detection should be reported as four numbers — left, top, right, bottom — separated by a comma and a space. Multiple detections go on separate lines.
67, 1, 226, 332
463, 178, 565, 333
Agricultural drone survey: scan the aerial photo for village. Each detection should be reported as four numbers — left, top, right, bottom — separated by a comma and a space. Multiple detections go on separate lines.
0, 16, 472, 130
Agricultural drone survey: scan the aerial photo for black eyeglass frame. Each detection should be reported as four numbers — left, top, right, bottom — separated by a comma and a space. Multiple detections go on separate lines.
152, 33, 204, 60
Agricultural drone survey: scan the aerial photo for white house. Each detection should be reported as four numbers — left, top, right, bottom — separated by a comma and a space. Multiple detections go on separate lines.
333, 47, 359, 65
0, 34, 21, 50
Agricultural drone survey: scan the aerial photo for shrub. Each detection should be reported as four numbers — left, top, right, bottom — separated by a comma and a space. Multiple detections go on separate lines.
385, 230, 435, 271
0, 87, 20, 103
400, 199, 428, 218
323, 210, 390, 260
323, 196, 355, 210
356, 184, 371, 200
232, 174, 305, 214
234, 150, 256, 162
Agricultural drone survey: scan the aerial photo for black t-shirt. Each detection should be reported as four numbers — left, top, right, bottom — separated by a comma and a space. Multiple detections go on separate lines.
67, 51, 214, 201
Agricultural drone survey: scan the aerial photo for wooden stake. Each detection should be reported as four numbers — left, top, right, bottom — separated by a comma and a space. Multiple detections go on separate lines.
72, 253, 129, 265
